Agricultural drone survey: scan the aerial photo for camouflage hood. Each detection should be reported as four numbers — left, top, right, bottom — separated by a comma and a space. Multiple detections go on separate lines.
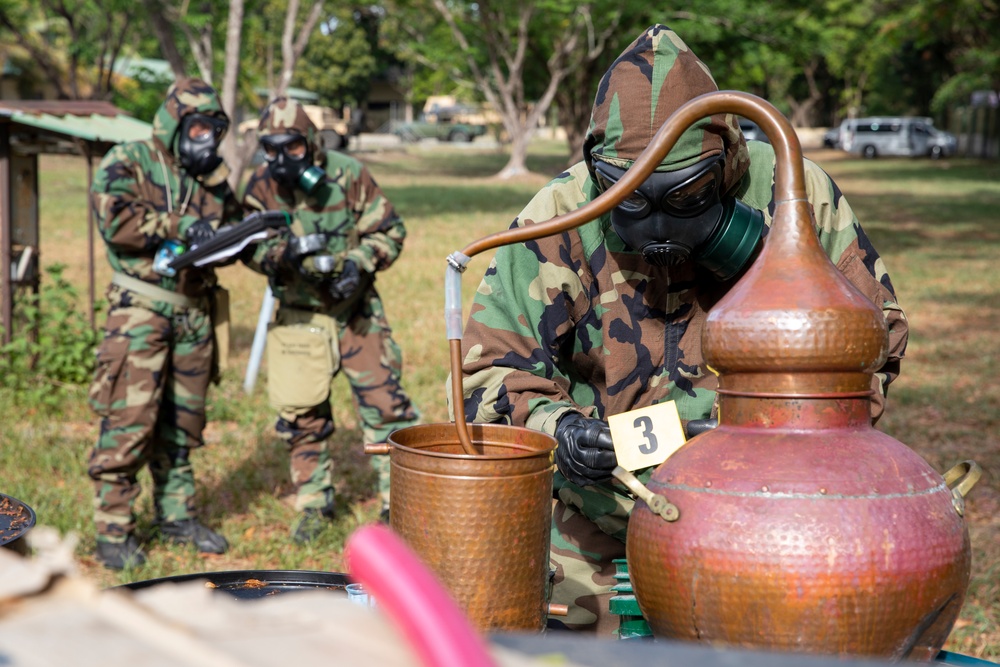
584, 25, 749, 194
257, 98, 323, 165
151, 77, 230, 184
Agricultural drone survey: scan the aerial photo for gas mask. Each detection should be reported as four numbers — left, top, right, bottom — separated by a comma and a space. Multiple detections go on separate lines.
260, 133, 324, 194
594, 155, 764, 281
177, 113, 228, 176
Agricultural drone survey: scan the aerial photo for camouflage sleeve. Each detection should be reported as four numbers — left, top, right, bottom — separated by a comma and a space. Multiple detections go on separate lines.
240, 167, 289, 277
342, 161, 406, 274
804, 160, 908, 422
90, 142, 197, 252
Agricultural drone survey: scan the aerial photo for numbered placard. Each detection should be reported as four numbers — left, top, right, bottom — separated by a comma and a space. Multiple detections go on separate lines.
608, 401, 687, 472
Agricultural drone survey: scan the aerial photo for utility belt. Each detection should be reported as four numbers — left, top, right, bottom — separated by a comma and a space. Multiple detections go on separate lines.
111, 272, 230, 375
111, 272, 203, 309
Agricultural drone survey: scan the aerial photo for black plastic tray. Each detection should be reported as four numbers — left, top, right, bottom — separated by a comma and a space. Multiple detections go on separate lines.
120, 570, 351, 601
0, 493, 36, 551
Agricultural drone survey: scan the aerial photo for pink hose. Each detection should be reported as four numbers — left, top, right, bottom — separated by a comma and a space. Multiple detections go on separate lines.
344, 524, 497, 667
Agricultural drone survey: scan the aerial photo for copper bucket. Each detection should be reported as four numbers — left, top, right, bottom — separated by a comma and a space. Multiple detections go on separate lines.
383, 422, 555, 632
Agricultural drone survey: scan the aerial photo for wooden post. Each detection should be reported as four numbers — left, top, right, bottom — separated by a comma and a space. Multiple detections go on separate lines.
0, 122, 11, 345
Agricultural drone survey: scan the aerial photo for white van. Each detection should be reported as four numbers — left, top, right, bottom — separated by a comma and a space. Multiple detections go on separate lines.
839, 116, 957, 159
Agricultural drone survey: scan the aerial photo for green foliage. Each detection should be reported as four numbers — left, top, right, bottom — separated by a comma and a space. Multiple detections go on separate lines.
111, 67, 175, 122
295, 8, 381, 108
0, 264, 101, 410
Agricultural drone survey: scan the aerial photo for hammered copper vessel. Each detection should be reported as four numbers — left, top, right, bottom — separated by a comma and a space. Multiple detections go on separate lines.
622, 92, 980, 659
383, 423, 555, 633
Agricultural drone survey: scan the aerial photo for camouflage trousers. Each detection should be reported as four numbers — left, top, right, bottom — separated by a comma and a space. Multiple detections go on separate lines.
87, 300, 213, 543
268, 289, 420, 512
548, 498, 627, 637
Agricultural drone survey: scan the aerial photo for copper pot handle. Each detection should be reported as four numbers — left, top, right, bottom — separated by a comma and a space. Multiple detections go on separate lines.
942, 460, 982, 517
365, 443, 391, 456
612, 466, 679, 522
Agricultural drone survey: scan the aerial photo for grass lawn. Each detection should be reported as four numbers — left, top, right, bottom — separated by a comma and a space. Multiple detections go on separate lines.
1, 139, 997, 658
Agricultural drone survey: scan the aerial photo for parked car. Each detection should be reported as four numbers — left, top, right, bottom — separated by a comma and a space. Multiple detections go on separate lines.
739, 119, 770, 144
839, 116, 957, 159
392, 116, 487, 143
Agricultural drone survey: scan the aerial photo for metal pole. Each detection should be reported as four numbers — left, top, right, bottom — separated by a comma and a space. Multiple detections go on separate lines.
243, 285, 275, 393
86, 150, 96, 329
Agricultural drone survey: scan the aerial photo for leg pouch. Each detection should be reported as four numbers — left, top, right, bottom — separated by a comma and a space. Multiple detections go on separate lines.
210, 286, 231, 377
266, 319, 337, 412
88, 335, 131, 418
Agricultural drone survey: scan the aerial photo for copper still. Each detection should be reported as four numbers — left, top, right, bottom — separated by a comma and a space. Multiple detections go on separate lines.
371, 423, 556, 633
615, 92, 981, 659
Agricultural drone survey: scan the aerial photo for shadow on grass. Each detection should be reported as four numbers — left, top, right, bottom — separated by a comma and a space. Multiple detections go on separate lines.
199, 424, 376, 527
385, 182, 544, 218
371, 149, 570, 180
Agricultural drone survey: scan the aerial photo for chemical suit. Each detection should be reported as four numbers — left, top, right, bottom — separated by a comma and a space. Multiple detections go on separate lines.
455, 25, 908, 634
242, 98, 420, 543
88, 77, 241, 569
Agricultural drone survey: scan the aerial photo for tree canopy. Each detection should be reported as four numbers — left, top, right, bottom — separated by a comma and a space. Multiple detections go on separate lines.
1, 0, 995, 176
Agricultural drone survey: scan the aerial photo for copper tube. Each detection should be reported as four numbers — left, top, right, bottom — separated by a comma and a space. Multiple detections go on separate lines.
450, 338, 477, 455
547, 603, 569, 617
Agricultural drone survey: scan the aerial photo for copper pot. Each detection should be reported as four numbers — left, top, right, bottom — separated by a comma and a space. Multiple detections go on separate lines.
613, 92, 980, 660
380, 423, 556, 633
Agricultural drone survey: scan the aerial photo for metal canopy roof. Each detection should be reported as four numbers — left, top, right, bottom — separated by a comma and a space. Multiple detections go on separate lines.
0, 100, 151, 154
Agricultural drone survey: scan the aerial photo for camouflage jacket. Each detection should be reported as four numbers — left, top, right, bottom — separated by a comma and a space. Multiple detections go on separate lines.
242, 149, 406, 312
90, 78, 241, 303
458, 146, 908, 540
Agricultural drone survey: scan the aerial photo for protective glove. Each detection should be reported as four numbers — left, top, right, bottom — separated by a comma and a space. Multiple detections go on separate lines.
328, 259, 362, 301
685, 418, 718, 438
554, 411, 617, 486
184, 218, 216, 249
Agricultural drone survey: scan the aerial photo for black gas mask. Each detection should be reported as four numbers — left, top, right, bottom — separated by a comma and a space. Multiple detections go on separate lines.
177, 113, 228, 176
260, 133, 324, 194
594, 155, 764, 281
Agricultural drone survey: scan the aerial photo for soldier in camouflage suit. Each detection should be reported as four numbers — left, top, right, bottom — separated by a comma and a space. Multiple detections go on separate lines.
456, 25, 908, 635
242, 98, 420, 543
87, 77, 242, 569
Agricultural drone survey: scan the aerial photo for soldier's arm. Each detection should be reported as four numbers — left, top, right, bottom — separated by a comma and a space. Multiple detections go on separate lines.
806, 160, 908, 423
90, 144, 199, 252
239, 169, 289, 276
343, 162, 406, 274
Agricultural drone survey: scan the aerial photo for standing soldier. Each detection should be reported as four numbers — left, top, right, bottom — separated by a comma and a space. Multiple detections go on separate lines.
242, 98, 420, 543
88, 77, 241, 569
455, 25, 908, 634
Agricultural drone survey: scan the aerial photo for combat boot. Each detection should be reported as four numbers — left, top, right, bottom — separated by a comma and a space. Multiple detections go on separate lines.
160, 519, 229, 554
292, 507, 335, 544
95, 535, 147, 570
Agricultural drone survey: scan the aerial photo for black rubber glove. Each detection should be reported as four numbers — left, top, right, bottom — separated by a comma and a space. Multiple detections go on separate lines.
554, 412, 617, 486
685, 418, 718, 438
184, 218, 216, 249
329, 259, 361, 301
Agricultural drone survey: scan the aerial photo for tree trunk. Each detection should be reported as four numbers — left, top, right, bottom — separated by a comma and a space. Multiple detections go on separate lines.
220, 0, 248, 191
496, 129, 534, 179
141, 0, 187, 78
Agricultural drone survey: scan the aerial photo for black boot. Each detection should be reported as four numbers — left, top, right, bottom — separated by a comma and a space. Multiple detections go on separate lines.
292, 507, 335, 544
95, 535, 147, 570
160, 519, 229, 554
